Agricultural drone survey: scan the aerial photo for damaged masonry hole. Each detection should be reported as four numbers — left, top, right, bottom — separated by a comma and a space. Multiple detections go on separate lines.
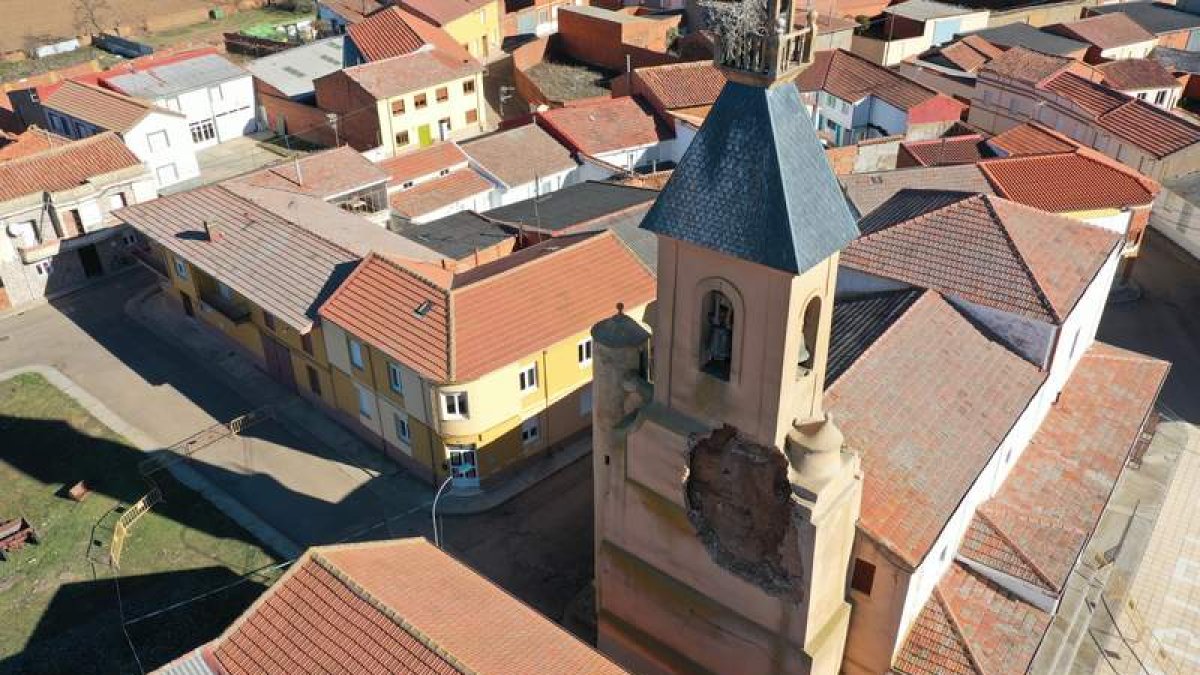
684, 425, 807, 602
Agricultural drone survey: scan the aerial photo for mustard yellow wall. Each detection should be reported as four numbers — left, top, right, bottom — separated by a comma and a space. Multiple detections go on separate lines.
443, 0, 502, 59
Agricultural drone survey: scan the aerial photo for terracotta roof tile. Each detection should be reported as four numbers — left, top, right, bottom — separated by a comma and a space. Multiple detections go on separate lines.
981, 47, 1072, 85
320, 230, 655, 382
845, 192, 1120, 323
826, 292, 1045, 567
975, 343, 1168, 591
460, 124, 577, 188
1042, 71, 1127, 117
928, 36, 1002, 74
1049, 13, 1156, 49
839, 165, 993, 216
0, 125, 70, 162
959, 511, 1057, 591
892, 589, 981, 675
987, 122, 1080, 157
378, 142, 470, 185
43, 80, 181, 133
338, 49, 482, 100
227, 146, 389, 199
388, 168, 492, 218
1095, 96, 1200, 158
321, 0, 387, 23
347, 6, 441, 60
633, 60, 727, 110
899, 135, 989, 167
0, 132, 142, 202
980, 149, 1159, 211
400, 0, 495, 26
795, 49, 948, 110
1096, 57, 1181, 91
537, 97, 670, 156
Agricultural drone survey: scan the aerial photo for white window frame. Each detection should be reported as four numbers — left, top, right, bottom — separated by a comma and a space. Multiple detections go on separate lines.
388, 362, 404, 394
518, 363, 538, 393
394, 412, 411, 444
189, 119, 216, 144
173, 255, 189, 280
348, 338, 364, 369
521, 416, 540, 445
577, 337, 593, 367
148, 130, 170, 151
442, 391, 468, 419
156, 163, 178, 185
34, 260, 53, 275
355, 384, 374, 418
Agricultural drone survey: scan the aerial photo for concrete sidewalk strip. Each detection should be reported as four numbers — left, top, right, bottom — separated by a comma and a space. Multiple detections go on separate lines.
0, 365, 302, 560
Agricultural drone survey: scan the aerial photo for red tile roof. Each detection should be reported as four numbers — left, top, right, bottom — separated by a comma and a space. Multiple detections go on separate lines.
980, 149, 1159, 211
320, 230, 655, 382
346, 5, 462, 61
537, 97, 670, 156
209, 539, 627, 675
844, 193, 1121, 323
338, 49, 482, 101
795, 49, 946, 110
987, 122, 1080, 156
400, 0, 496, 27
0, 125, 70, 162
378, 142, 470, 185
826, 292, 1046, 568
892, 588, 982, 675
460, 124, 577, 188
1050, 13, 1156, 49
633, 60, 727, 110
42, 80, 181, 133
899, 135, 988, 167
971, 342, 1169, 592
981, 47, 1072, 85
0, 132, 143, 202
1042, 71, 1127, 117
389, 168, 492, 218
321, 0, 387, 23
931, 35, 1004, 73
1096, 57, 1182, 91
227, 146, 389, 199
958, 510, 1057, 592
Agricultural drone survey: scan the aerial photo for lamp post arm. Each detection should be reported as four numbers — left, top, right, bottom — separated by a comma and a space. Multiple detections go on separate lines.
432, 476, 455, 548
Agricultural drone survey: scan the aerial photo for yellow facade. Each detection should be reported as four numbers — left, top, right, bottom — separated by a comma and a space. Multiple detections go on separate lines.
376, 71, 488, 156
441, 0, 502, 60
323, 303, 648, 488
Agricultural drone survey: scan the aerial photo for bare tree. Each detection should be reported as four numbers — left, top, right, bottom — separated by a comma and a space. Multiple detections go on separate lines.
73, 0, 114, 36
701, 0, 771, 64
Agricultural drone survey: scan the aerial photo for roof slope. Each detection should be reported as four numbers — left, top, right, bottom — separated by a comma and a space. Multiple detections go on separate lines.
460, 124, 577, 187
980, 149, 1159, 211
843, 192, 1121, 323
378, 142, 470, 185
1090, 2, 1200, 35
538, 96, 669, 156
964, 23, 1088, 57
839, 164, 993, 217
389, 168, 492, 218
634, 60, 728, 110
1049, 13, 1156, 49
0, 125, 70, 162
826, 288, 923, 386
43, 80, 181, 133
826, 292, 1045, 567
899, 135, 989, 167
987, 122, 1080, 157
209, 539, 627, 675
347, 5, 446, 61
0, 132, 143, 202
482, 180, 657, 231
320, 231, 655, 382
642, 80, 858, 275
103, 53, 247, 99
227, 146, 389, 199
244, 36, 345, 99
1096, 57, 1181, 90
400, 0, 495, 26
341, 49, 482, 100
795, 49, 943, 110
980, 46, 1072, 84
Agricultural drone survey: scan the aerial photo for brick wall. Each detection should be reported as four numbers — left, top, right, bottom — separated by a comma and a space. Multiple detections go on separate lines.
255, 80, 338, 147
314, 70, 382, 151
557, 8, 680, 71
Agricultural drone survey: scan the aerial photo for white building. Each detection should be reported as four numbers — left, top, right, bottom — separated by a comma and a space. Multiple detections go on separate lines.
41, 80, 200, 188
461, 123, 580, 207
101, 52, 257, 150
0, 133, 157, 310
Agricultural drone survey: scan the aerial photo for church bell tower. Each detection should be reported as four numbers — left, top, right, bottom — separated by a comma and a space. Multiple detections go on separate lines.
590, 3, 864, 673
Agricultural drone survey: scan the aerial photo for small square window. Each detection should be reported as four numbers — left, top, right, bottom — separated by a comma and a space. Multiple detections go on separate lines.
463, 79, 475, 94
391, 99, 406, 115
521, 417, 540, 445
402, 180, 415, 189
442, 391, 469, 419
394, 413, 411, 443
388, 362, 404, 394
414, 93, 428, 109
436, 87, 448, 103
349, 338, 364, 369
465, 109, 478, 125
851, 558, 876, 595
577, 338, 593, 366
518, 363, 538, 392
396, 131, 410, 146
35, 260, 53, 275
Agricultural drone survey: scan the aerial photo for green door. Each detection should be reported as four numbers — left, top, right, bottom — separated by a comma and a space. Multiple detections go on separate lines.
417, 124, 433, 147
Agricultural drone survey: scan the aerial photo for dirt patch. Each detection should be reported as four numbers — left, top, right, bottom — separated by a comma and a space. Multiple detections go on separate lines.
524, 58, 614, 103
684, 425, 807, 602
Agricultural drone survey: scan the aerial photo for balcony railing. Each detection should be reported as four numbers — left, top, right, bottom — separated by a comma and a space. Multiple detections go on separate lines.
716, 24, 814, 82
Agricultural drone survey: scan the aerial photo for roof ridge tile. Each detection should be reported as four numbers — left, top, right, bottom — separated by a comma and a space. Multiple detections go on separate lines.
972, 509, 1058, 591
978, 195, 1061, 323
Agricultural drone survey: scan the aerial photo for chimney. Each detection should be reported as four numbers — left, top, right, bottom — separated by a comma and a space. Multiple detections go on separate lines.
202, 220, 224, 243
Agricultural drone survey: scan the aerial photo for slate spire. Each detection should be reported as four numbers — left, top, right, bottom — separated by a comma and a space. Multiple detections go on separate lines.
640, 0, 859, 275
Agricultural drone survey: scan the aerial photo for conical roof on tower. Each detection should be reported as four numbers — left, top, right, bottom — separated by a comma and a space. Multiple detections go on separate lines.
639, 73, 859, 275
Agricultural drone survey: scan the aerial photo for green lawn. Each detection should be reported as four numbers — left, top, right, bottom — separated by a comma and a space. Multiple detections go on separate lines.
0, 373, 281, 674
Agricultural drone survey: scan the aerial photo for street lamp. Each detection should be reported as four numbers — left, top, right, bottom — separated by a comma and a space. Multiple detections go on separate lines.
431, 474, 454, 548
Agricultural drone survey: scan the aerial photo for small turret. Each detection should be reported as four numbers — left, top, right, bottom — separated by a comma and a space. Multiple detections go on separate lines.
715, 0, 819, 87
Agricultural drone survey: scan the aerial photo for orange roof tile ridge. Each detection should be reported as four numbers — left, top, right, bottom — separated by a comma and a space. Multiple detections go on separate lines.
1084, 341, 1172, 366
932, 584, 990, 675
856, 190, 976, 243
1071, 146, 1160, 194
1, 130, 125, 166
978, 195, 1061, 323
209, 551, 314, 650
311, 551, 474, 675
826, 290, 935, 406
973, 508, 1058, 591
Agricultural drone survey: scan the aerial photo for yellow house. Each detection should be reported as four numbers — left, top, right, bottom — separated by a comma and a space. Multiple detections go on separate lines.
318, 230, 656, 489
400, 0, 503, 60
116, 154, 443, 414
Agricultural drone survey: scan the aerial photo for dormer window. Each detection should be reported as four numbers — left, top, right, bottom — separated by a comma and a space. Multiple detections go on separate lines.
701, 290, 734, 381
